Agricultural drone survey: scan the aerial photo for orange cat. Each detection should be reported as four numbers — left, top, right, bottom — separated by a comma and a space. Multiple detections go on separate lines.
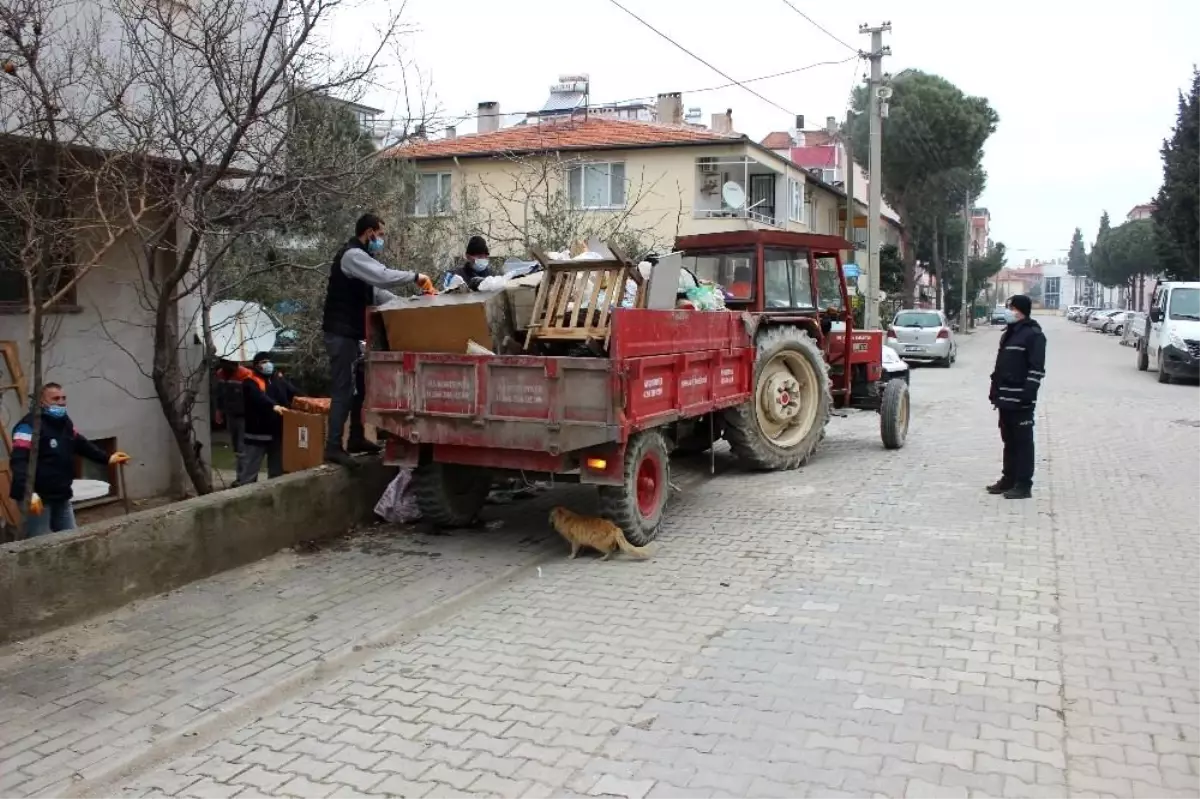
548, 506, 653, 560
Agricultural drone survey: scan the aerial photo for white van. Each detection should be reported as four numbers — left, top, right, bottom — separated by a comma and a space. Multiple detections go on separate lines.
1138, 281, 1200, 383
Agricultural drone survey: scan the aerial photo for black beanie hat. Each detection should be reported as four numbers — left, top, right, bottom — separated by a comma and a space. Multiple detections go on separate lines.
1007, 294, 1032, 317
466, 235, 489, 257
252, 351, 272, 365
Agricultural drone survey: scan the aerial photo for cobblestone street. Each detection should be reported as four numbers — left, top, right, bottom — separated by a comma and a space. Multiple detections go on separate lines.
1, 316, 1197, 799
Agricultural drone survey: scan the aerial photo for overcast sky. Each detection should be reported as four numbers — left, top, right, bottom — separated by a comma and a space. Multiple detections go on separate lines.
347, 0, 1198, 263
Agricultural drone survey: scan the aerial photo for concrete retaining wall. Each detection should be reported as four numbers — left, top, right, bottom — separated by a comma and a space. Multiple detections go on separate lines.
0, 462, 395, 644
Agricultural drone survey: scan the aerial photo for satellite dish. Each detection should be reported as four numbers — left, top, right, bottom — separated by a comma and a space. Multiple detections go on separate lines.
721, 181, 747, 209
206, 300, 280, 362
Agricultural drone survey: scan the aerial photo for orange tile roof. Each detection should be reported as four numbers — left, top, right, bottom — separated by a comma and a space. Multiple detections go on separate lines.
393, 116, 743, 160
760, 131, 793, 150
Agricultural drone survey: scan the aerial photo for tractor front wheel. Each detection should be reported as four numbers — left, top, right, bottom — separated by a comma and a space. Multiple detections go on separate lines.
723, 326, 831, 471
598, 430, 669, 546
414, 462, 492, 528
880, 378, 910, 450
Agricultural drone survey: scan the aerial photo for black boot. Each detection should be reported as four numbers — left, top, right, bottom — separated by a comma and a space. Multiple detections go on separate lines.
1003, 483, 1032, 500
324, 447, 355, 467
346, 437, 382, 455
986, 479, 1013, 495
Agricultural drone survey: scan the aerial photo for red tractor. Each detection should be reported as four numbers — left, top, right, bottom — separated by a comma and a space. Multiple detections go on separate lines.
365, 230, 909, 544
669, 230, 910, 464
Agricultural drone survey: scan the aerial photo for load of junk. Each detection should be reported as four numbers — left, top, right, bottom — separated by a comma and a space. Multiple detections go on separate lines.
373, 239, 729, 360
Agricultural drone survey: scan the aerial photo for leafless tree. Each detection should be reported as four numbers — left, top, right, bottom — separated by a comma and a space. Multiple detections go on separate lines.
76, 0, 437, 494
0, 0, 163, 534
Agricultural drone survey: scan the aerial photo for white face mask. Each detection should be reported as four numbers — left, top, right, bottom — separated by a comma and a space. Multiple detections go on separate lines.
472, 257, 489, 273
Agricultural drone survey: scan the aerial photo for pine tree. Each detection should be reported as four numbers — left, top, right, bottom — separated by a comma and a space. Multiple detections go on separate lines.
1067, 228, 1088, 276
1152, 69, 1199, 281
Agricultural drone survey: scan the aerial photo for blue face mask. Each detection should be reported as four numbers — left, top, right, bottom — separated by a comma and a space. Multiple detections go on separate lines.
471, 257, 489, 273
367, 237, 384, 254
259, 362, 275, 376
46, 405, 67, 418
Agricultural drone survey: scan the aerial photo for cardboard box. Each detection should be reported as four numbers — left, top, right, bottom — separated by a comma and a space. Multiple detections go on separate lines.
505, 273, 543, 331
377, 291, 516, 354
281, 409, 326, 473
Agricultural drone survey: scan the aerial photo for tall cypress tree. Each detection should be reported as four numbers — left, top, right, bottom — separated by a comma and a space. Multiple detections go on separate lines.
1152, 69, 1199, 281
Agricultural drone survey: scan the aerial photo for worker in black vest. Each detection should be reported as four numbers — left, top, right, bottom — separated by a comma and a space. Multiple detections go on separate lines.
987, 294, 1047, 499
322, 214, 428, 466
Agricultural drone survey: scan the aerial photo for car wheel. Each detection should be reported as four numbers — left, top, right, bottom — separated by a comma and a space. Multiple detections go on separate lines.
1157, 351, 1172, 384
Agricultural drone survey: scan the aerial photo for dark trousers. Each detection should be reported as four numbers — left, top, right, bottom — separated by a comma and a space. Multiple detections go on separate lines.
228, 414, 246, 474
236, 438, 282, 485
325, 332, 364, 452
998, 408, 1035, 486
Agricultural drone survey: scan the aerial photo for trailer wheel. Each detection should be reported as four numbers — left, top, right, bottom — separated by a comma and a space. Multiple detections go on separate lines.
599, 430, 669, 546
414, 463, 492, 528
880, 378, 910, 450
723, 326, 831, 470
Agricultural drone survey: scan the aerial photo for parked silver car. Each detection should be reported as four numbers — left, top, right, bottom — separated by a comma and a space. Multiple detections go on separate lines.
1104, 311, 1134, 335
1120, 312, 1147, 346
1087, 309, 1125, 331
886, 309, 958, 367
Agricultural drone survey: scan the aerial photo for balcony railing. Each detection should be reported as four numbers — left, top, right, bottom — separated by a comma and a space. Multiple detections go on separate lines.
695, 207, 781, 227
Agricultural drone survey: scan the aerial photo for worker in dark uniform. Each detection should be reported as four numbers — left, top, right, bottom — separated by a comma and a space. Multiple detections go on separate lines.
987, 294, 1046, 499
456, 235, 491, 290
322, 214, 429, 466
215, 358, 253, 478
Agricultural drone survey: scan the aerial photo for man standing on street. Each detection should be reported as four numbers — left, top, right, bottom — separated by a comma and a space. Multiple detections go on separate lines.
215, 358, 253, 478
322, 214, 429, 466
10, 383, 131, 537
987, 294, 1046, 499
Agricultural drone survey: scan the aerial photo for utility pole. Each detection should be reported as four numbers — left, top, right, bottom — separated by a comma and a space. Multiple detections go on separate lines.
860, 22, 891, 330
960, 192, 972, 332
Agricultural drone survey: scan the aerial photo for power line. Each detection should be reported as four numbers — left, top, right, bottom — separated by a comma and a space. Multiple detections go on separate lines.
778, 0, 859, 53
601, 0, 795, 116
374, 54, 856, 140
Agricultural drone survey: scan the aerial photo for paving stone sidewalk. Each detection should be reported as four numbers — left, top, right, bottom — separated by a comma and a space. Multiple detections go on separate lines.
1, 317, 1197, 799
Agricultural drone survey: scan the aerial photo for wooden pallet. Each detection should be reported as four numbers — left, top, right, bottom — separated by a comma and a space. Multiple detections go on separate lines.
524, 242, 645, 350
0, 341, 28, 530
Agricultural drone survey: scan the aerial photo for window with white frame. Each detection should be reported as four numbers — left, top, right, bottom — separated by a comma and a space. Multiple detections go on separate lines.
567, 162, 626, 209
788, 178, 805, 223
414, 172, 452, 216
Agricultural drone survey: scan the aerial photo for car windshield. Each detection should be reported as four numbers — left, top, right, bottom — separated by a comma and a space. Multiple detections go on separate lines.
894, 311, 942, 328
1168, 288, 1200, 320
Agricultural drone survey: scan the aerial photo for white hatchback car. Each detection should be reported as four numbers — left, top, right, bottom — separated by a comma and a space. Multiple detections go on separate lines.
886, 309, 958, 367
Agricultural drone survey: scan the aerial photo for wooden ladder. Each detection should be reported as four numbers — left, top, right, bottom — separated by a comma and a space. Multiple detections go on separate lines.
0, 341, 28, 531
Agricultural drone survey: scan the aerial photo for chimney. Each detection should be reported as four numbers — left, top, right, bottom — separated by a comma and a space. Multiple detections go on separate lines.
656, 92, 683, 125
477, 101, 500, 134
445, 125, 456, 140
710, 108, 734, 134
794, 114, 805, 130
412, 124, 427, 141
825, 116, 837, 134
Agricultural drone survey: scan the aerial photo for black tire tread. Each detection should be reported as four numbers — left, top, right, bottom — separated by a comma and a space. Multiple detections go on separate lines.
414, 463, 491, 528
722, 326, 831, 471
598, 429, 669, 547
880, 378, 909, 450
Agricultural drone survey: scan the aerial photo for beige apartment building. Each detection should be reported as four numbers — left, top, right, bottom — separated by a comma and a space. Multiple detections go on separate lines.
393, 95, 901, 263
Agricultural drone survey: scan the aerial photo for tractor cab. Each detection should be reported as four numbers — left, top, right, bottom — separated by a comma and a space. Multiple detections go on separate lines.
675, 230, 888, 412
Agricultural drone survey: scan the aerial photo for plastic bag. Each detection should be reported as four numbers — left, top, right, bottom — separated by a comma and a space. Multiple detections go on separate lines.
685, 283, 725, 311
374, 469, 420, 523
475, 275, 509, 292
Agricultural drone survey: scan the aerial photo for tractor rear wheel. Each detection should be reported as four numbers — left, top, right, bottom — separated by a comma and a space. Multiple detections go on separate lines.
880, 378, 910, 450
414, 462, 492, 528
723, 326, 831, 471
599, 430, 669, 546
